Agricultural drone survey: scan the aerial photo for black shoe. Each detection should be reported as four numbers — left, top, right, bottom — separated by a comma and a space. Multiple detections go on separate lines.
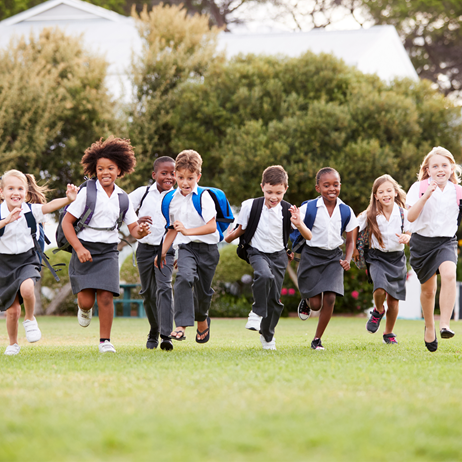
383, 333, 398, 345
440, 328, 455, 339
146, 330, 159, 349
366, 308, 385, 334
424, 328, 438, 352
297, 299, 311, 321
311, 338, 325, 350
160, 339, 173, 351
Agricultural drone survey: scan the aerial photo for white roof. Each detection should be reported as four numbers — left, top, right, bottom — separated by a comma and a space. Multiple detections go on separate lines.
0, 0, 418, 100
218, 26, 418, 82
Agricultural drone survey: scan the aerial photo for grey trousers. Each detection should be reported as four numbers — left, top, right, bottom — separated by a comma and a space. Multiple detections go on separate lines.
174, 242, 220, 327
136, 243, 174, 340
248, 246, 288, 342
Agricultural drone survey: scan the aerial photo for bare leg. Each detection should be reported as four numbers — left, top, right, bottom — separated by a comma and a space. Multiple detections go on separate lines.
384, 294, 399, 335
96, 290, 114, 339
20, 279, 36, 321
309, 294, 323, 312
6, 296, 21, 345
77, 289, 96, 311
314, 292, 336, 339
439, 261, 457, 330
196, 320, 208, 341
373, 288, 386, 314
421, 275, 437, 343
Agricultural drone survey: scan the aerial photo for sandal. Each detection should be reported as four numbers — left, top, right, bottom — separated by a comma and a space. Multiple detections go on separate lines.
169, 329, 186, 341
196, 317, 211, 344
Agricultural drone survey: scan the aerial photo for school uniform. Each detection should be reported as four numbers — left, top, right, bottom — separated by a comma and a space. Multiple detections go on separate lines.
0, 202, 45, 311
129, 183, 174, 340
169, 186, 220, 327
66, 180, 137, 295
297, 197, 358, 299
237, 199, 289, 343
406, 179, 459, 284
357, 204, 411, 300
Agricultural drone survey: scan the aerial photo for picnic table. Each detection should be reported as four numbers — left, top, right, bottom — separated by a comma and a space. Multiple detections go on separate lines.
94, 283, 145, 317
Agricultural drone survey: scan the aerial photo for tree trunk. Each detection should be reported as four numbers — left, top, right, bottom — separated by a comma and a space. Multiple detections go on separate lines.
46, 282, 72, 315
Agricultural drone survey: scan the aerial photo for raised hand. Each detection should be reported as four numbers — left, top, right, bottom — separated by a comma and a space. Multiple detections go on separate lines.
66, 184, 79, 202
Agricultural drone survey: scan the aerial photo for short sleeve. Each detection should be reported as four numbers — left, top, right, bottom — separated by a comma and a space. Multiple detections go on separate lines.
201, 190, 218, 224
123, 199, 138, 226
356, 212, 367, 232
406, 182, 420, 208
66, 187, 87, 219
402, 208, 412, 233
236, 199, 253, 230
30, 204, 45, 224
345, 207, 359, 232
128, 187, 144, 211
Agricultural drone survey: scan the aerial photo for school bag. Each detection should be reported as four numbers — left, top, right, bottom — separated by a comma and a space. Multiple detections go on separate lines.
160, 186, 234, 241
53, 179, 129, 254
0, 204, 62, 282
235, 197, 292, 263
135, 186, 150, 215
290, 197, 351, 262
354, 207, 405, 271
419, 180, 462, 226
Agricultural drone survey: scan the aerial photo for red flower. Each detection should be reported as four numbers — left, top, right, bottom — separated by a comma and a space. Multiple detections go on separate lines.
281, 288, 288, 296
288, 288, 296, 296
351, 290, 359, 299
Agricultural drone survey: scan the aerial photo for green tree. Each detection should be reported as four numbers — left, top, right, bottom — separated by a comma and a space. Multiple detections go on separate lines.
0, 28, 118, 198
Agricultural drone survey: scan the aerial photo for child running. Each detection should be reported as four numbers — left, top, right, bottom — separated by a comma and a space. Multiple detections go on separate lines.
155, 150, 219, 344
0, 170, 78, 355
62, 136, 150, 353
406, 146, 461, 352
354, 175, 411, 344
293, 167, 358, 350
129, 156, 176, 351
225, 165, 297, 350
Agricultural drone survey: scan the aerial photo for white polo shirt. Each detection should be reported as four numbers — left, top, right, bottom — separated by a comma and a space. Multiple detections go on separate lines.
357, 204, 411, 252
66, 180, 137, 243
237, 199, 285, 253
168, 186, 219, 245
129, 183, 173, 246
406, 179, 459, 237
302, 197, 358, 250
0, 202, 45, 254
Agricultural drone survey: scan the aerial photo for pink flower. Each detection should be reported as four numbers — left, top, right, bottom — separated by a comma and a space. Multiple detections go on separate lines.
351, 290, 359, 299
281, 288, 288, 296
288, 288, 296, 296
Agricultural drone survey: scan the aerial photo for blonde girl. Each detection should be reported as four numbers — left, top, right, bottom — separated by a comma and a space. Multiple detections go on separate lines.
406, 146, 462, 352
0, 170, 78, 355
354, 175, 411, 344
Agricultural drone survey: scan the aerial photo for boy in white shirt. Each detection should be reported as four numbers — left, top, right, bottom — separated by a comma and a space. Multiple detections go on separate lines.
156, 150, 219, 343
129, 156, 175, 351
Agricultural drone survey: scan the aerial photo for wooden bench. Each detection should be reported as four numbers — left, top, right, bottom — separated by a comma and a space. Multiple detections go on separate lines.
94, 283, 146, 318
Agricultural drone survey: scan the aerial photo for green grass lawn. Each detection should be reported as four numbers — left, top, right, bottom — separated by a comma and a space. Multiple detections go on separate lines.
1, 316, 462, 462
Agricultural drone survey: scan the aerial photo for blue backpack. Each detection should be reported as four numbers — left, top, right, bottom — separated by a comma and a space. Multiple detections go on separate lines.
161, 186, 234, 241
0, 204, 62, 281
290, 197, 351, 261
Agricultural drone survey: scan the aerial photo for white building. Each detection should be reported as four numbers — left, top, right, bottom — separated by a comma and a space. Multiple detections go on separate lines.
0, 0, 418, 100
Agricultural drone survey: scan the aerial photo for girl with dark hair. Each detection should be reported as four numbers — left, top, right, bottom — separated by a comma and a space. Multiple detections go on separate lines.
62, 136, 150, 353
354, 175, 411, 345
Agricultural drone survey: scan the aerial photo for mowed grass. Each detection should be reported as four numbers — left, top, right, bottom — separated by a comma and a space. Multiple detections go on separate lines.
1, 316, 462, 462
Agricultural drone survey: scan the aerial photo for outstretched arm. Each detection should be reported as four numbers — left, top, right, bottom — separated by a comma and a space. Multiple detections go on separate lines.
290, 205, 312, 241
173, 217, 217, 236
42, 184, 79, 214
407, 180, 437, 222
225, 224, 245, 243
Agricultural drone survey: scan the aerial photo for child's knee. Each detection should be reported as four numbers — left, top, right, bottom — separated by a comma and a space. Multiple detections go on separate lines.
97, 291, 114, 307
254, 269, 274, 284
374, 288, 386, 298
7, 304, 21, 321
422, 285, 437, 299
20, 279, 35, 300
323, 292, 336, 307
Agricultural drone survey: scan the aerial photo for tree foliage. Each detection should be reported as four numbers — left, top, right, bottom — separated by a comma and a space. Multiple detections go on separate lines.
0, 28, 118, 197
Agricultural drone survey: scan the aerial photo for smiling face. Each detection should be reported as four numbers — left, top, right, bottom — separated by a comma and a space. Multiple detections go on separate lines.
374, 180, 397, 208
153, 161, 175, 193
260, 182, 288, 208
0, 175, 27, 211
315, 171, 341, 204
426, 154, 454, 186
96, 157, 121, 191
176, 168, 201, 196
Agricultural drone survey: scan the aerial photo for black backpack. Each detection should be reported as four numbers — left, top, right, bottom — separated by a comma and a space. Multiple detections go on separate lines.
54, 179, 129, 254
236, 198, 292, 263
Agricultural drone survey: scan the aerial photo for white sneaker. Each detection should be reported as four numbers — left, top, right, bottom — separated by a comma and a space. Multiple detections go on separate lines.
23, 318, 41, 343
260, 335, 276, 350
245, 311, 262, 331
99, 340, 116, 353
78, 307, 92, 327
4, 344, 20, 355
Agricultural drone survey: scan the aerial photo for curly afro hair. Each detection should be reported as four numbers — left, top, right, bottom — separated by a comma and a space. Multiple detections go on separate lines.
81, 136, 136, 178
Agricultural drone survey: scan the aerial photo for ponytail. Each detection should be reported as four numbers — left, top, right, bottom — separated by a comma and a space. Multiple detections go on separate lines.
25, 174, 50, 204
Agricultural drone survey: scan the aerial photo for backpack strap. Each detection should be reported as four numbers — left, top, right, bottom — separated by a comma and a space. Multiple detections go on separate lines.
161, 189, 176, 230
303, 198, 319, 230
116, 192, 129, 229
136, 186, 150, 215
191, 186, 205, 220
419, 179, 428, 198
339, 203, 351, 234
242, 197, 264, 245
399, 207, 405, 233
281, 200, 292, 248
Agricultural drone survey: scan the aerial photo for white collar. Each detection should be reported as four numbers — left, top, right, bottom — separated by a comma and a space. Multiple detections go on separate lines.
95, 179, 122, 197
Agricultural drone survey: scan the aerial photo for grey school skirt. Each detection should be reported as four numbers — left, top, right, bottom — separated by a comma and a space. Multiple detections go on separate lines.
69, 240, 120, 296
366, 249, 406, 300
297, 245, 344, 298
409, 233, 457, 284
0, 249, 41, 311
